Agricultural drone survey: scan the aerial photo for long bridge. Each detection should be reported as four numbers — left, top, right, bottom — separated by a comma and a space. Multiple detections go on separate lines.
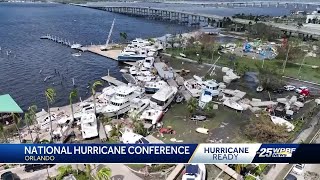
77, 4, 320, 37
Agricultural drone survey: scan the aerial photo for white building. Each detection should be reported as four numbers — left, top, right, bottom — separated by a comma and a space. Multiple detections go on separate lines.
306, 8, 320, 24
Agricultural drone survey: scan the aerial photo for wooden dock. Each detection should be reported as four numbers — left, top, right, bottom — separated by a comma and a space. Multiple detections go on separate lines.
101, 75, 125, 86
81, 45, 121, 60
98, 120, 107, 142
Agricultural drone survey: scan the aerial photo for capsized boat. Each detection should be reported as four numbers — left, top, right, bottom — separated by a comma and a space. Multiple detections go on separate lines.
199, 89, 213, 109
270, 116, 295, 132
182, 164, 206, 180
196, 128, 209, 134
184, 75, 203, 98
223, 99, 244, 111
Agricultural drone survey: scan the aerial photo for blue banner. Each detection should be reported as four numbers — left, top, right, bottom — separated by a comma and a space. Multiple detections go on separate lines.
0, 144, 197, 163
1, 144, 320, 164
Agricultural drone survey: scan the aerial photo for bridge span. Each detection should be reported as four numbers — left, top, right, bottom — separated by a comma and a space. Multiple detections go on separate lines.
77, 4, 320, 37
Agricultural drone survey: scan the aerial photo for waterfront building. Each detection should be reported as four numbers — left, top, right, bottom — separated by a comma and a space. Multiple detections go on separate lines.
0, 94, 23, 125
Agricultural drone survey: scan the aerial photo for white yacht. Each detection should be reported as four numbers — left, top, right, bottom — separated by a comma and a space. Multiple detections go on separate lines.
202, 80, 219, 97
102, 85, 144, 117
118, 48, 147, 62
270, 116, 295, 132
53, 116, 73, 139
223, 99, 244, 111
80, 113, 98, 139
98, 85, 117, 102
131, 38, 151, 47
184, 75, 203, 97
182, 164, 206, 180
129, 98, 150, 115
143, 57, 154, 69
145, 80, 168, 93
150, 86, 178, 110
140, 109, 163, 126
199, 89, 213, 109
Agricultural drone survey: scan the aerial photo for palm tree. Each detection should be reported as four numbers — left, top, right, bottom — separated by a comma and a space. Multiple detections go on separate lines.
91, 81, 103, 115
45, 88, 56, 140
57, 165, 73, 179
69, 89, 78, 126
11, 113, 22, 143
25, 105, 38, 142
234, 164, 245, 173
187, 98, 198, 115
119, 32, 128, 43
0, 123, 8, 143
96, 167, 112, 180
85, 164, 94, 180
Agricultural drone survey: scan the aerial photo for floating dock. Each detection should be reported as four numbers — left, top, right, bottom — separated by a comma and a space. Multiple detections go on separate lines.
81, 45, 121, 60
101, 75, 125, 86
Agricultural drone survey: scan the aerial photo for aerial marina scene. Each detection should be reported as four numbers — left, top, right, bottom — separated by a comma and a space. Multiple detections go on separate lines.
0, 0, 320, 180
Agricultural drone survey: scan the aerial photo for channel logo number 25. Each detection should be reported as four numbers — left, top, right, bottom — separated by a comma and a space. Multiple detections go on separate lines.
257, 148, 273, 157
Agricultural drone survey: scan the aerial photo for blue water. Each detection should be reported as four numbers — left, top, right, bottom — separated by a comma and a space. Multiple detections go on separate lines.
0, 3, 191, 110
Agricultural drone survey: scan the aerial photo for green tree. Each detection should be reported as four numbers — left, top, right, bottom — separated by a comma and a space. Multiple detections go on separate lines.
25, 105, 38, 143
245, 113, 290, 143
0, 124, 8, 143
91, 81, 103, 115
45, 88, 56, 140
11, 113, 22, 143
57, 165, 73, 179
96, 167, 112, 180
187, 98, 198, 115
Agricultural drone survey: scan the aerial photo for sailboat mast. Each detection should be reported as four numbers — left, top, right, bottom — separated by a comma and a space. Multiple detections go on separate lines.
105, 18, 115, 47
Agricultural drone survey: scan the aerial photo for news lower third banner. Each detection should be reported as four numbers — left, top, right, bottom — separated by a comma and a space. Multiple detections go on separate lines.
0, 144, 320, 164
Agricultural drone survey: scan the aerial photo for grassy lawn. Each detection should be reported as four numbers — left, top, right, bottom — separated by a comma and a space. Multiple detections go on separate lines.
166, 48, 320, 84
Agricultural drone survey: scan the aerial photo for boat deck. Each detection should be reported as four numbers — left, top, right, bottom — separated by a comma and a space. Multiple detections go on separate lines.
167, 79, 178, 88
101, 75, 125, 86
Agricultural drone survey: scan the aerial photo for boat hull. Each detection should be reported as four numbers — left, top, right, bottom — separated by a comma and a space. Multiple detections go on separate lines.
117, 55, 146, 62
145, 87, 159, 93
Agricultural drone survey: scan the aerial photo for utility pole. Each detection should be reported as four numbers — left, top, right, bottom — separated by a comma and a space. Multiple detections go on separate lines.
282, 44, 291, 74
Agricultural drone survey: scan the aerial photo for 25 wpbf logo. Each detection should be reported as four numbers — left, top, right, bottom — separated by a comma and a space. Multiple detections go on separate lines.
256, 148, 296, 157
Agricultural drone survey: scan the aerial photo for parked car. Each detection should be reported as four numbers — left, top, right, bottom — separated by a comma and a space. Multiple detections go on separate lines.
291, 164, 305, 175
295, 86, 308, 93
284, 173, 297, 180
284, 85, 296, 91
1, 171, 20, 180
24, 164, 55, 172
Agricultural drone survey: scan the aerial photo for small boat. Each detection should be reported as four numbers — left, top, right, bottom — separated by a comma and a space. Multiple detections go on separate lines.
72, 53, 81, 57
182, 164, 206, 180
180, 53, 186, 58
198, 89, 213, 109
223, 99, 243, 111
256, 85, 263, 92
140, 109, 164, 126
122, 73, 137, 84
39, 69, 43, 74
71, 44, 82, 49
175, 95, 184, 103
129, 98, 150, 115
196, 128, 209, 134
191, 115, 207, 121
120, 69, 128, 73
184, 75, 203, 98
270, 116, 295, 132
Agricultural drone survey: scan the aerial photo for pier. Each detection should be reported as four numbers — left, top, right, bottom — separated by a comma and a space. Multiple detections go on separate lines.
101, 70, 126, 86
41, 35, 122, 60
